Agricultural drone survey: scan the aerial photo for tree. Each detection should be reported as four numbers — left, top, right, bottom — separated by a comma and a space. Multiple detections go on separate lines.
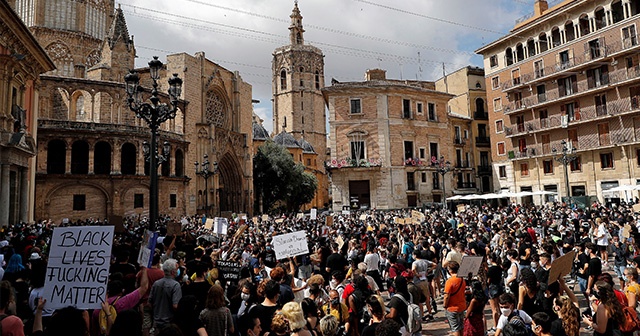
253, 140, 318, 213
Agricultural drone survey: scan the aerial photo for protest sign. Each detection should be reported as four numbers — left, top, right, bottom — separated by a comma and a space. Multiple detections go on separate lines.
336, 236, 345, 250
379, 224, 387, 230
457, 205, 466, 214
204, 218, 214, 230
458, 256, 484, 277
341, 210, 350, 215
109, 215, 125, 233
325, 216, 333, 226
548, 250, 576, 284
394, 217, 404, 225
215, 260, 242, 282
411, 210, 425, 222
181, 218, 189, 226
213, 217, 229, 235
137, 230, 158, 268
262, 215, 269, 221
42, 226, 114, 309
239, 213, 247, 221
275, 218, 284, 224
167, 221, 182, 236
310, 209, 317, 220
623, 224, 632, 239
634, 204, 640, 213
234, 224, 248, 238
359, 214, 367, 221
272, 231, 309, 259
296, 213, 304, 219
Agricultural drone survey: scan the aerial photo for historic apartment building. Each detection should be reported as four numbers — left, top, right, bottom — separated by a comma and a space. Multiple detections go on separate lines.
271, 2, 329, 209
477, 0, 640, 204
7, 0, 254, 222
435, 66, 494, 194
0, 0, 54, 226
323, 69, 457, 210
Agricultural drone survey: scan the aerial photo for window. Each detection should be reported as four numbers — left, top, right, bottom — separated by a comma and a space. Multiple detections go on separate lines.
432, 172, 440, 189
490, 55, 498, 68
134, 194, 144, 208
419, 148, 426, 159
280, 69, 287, 90
421, 172, 427, 183
429, 143, 439, 160
407, 172, 415, 191
404, 141, 414, 161
588, 39, 603, 59
558, 75, 577, 97
427, 103, 436, 121
570, 156, 582, 171
495, 120, 504, 133
543, 160, 553, 174
562, 102, 581, 121
521, 163, 529, 177
350, 141, 366, 160
637, 148, 640, 166
499, 166, 507, 178
598, 123, 610, 145
534, 60, 544, 78
491, 76, 500, 89
559, 50, 570, 68
350, 98, 362, 114
73, 194, 86, 211
315, 71, 320, 89
493, 98, 502, 111
623, 25, 638, 48
497, 142, 505, 155
464, 130, 469, 139
306, 158, 311, 165
416, 102, 423, 115
170, 194, 177, 208
403, 99, 411, 118
511, 69, 521, 85
600, 152, 614, 169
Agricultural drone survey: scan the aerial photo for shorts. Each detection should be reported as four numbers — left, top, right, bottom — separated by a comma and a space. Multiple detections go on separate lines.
614, 265, 627, 282
598, 245, 608, 252
416, 280, 430, 301
488, 284, 504, 299
445, 310, 465, 332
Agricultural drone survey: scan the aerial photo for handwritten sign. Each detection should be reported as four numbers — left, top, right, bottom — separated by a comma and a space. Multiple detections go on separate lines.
457, 204, 466, 214
234, 224, 248, 238
623, 224, 632, 239
458, 256, 484, 277
272, 230, 309, 259
326, 216, 333, 226
336, 236, 345, 250
204, 218, 214, 230
275, 218, 284, 224
213, 217, 228, 235
310, 209, 317, 220
360, 214, 367, 221
215, 260, 242, 282
262, 215, 269, 221
394, 218, 404, 225
634, 204, 640, 213
548, 250, 576, 284
42, 226, 114, 309
167, 221, 182, 236
411, 210, 425, 223
137, 230, 158, 268
297, 213, 304, 219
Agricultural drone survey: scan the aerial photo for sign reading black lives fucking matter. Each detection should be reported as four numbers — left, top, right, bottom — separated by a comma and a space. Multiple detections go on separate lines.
42, 226, 114, 309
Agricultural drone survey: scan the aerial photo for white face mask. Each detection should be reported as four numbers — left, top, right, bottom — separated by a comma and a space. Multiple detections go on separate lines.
331, 279, 339, 287
501, 308, 512, 317
241, 293, 250, 301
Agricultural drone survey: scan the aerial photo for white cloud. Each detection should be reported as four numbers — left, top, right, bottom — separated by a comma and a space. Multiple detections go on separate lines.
253, 106, 273, 135
122, 0, 528, 129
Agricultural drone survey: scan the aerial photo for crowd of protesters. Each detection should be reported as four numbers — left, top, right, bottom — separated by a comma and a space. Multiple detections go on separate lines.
0, 198, 639, 336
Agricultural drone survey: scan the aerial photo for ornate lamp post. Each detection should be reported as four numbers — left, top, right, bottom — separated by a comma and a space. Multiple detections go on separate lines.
553, 140, 577, 206
124, 56, 183, 231
434, 155, 452, 211
194, 154, 218, 216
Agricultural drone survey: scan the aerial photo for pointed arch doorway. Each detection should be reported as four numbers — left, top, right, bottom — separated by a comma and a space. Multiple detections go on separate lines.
216, 152, 244, 214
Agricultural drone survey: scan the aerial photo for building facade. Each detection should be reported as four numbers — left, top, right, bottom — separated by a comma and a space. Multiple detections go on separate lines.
435, 66, 493, 194
323, 69, 456, 210
477, 0, 640, 204
272, 2, 329, 209
0, 0, 55, 226
8, 0, 254, 222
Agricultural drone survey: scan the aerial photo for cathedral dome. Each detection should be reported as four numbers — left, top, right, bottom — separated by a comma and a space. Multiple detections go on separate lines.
273, 131, 301, 148
299, 138, 315, 153
252, 121, 269, 140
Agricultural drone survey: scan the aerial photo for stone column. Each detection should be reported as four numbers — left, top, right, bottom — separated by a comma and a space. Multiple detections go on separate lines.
0, 164, 10, 226
112, 141, 121, 174
88, 142, 95, 174
65, 141, 72, 174
19, 168, 28, 223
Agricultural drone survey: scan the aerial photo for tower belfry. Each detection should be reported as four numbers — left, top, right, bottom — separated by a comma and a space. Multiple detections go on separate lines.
289, 1, 305, 45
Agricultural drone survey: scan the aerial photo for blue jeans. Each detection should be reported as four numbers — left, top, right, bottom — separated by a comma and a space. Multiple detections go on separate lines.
578, 277, 588, 293
518, 264, 531, 273
614, 265, 627, 282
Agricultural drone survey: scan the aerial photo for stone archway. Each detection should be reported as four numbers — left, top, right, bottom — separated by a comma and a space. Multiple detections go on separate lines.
217, 152, 243, 214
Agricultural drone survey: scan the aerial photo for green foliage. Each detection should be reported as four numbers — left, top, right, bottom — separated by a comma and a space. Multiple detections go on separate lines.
253, 140, 318, 213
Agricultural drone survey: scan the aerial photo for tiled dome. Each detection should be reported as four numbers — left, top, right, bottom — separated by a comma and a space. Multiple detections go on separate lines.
299, 138, 315, 153
252, 121, 270, 140
273, 131, 301, 148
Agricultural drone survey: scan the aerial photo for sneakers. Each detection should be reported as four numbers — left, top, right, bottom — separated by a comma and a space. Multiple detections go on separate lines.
422, 314, 434, 321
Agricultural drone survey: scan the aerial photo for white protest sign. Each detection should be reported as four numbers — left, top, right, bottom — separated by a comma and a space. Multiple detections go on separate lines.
310, 209, 317, 220
213, 217, 228, 235
457, 256, 484, 277
42, 226, 114, 309
272, 230, 309, 259
137, 230, 158, 268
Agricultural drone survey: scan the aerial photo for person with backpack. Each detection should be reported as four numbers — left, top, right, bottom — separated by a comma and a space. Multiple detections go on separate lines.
347, 275, 371, 336
494, 293, 532, 336
385, 275, 420, 336
443, 261, 467, 336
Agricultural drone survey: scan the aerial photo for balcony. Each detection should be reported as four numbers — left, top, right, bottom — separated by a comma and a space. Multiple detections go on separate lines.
457, 182, 477, 189
454, 137, 465, 146
455, 160, 471, 169
476, 136, 491, 147
326, 158, 383, 169
38, 119, 184, 140
477, 165, 492, 175
473, 111, 488, 120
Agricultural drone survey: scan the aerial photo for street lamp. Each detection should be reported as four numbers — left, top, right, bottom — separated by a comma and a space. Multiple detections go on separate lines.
124, 56, 183, 231
553, 140, 577, 206
194, 154, 218, 216
434, 155, 452, 211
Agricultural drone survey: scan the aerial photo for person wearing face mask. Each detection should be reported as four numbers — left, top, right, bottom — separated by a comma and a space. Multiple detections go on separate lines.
233, 282, 258, 317
494, 293, 532, 336
328, 271, 346, 299
321, 290, 349, 333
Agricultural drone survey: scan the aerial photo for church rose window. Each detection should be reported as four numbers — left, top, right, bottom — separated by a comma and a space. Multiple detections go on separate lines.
205, 91, 226, 128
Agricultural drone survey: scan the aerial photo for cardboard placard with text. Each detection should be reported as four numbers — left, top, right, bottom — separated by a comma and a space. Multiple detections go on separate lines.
634, 204, 640, 213
548, 250, 576, 284
458, 256, 484, 277
335, 236, 345, 250
204, 218, 214, 230
411, 210, 425, 222
325, 216, 334, 226
272, 231, 309, 259
167, 221, 182, 236
457, 204, 466, 214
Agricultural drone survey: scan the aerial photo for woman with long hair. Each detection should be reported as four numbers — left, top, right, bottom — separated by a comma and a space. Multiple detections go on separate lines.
463, 280, 487, 336
553, 295, 580, 336
347, 274, 371, 336
584, 281, 627, 336
301, 298, 320, 336
200, 284, 234, 336
361, 295, 385, 336
517, 268, 541, 315
624, 267, 640, 308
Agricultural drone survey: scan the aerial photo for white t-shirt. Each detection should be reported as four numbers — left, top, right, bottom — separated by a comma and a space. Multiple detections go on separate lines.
496, 309, 532, 330
364, 253, 380, 272
597, 224, 609, 246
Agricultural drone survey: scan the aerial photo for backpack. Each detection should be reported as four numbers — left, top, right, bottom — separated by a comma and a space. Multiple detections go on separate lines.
620, 305, 640, 333
99, 296, 120, 335
395, 292, 421, 334
508, 310, 533, 336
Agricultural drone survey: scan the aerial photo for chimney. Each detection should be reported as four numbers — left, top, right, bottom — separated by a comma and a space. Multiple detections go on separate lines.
534, 0, 548, 17
365, 69, 386, 81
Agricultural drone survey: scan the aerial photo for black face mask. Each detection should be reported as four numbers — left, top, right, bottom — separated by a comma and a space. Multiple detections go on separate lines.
331, 298, 340, 306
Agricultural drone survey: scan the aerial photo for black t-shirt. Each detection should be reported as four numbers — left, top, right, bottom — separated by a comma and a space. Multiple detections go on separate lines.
588, 257, 602, 278
550, 317, 568, 336
361, 322, 380, 336
518, 243, 532, 266
535, 267, 550, 284
182, 281, 212, 313
388, 293, 409, 326
576, 253, 590, 280
487, 265, 503, 287
326, 253, 347, 273
250, 304, 279, 334
264, 250, 277, 268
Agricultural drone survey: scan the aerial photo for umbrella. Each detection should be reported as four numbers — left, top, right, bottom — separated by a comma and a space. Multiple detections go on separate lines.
532, 190, 557, 195
608, 185, 639, 192
446, 195, 464, 201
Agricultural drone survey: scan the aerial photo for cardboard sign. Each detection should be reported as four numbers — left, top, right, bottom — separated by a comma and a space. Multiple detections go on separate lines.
623, 224, 632, 239
204, 218, 214, 230
213, 217, 229, 235
275, 218, 284, 224
360, 214, 367, 221
379, 224, 387, 230
548, 250, 576, 284
634, 204, 640, 213
272, 230, 309, 259
167, 221, 182, 236
310, 209, 317, 220
239, 213, 247, 220
457, 204, 466, 214
457, 256, 484, 277
394, 218, 404, 225
411, 210, 425, 222
137, 230, 158, 268
42, 226, 114, 309
234, 224, 248, 238
109, 215, 125, 233
252, 217, 258, 225
336, 236, 345, 250
297, 213, 304, 219
262, 215, 269, 221
215, 260, 243, 282
326, 216, 334, 226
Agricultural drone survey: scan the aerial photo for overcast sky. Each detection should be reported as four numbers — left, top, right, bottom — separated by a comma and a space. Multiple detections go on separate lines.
120, 0, 534, 133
